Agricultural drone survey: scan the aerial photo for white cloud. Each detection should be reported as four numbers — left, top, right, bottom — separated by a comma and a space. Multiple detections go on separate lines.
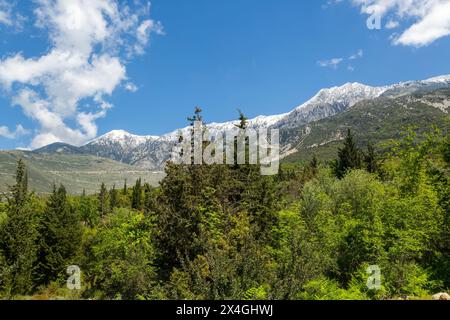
125, 82, 139, 92
318, 58, 344, 69
318, 49, 363, 70
350, 0, 450, 47
0, 0, 162, 148
394, 1, 450, 46
385, 19, 400, 29
0, 1, 25, 30
0, 11, 10, 26
12, 89, 107, 148
322, 0, 344, 9
0, 124, 29, 139
349, 49, 363, 60
135, 19, 164, 55
0, 0, 13, 26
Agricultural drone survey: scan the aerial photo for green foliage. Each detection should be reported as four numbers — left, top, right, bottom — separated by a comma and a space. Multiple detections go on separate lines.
363, 142, 380, 175
0, 160, 40, 296
0, 120, 449, 301
97, 183, 109, 218
162, 212, 275, 300
442, 135, 450, 165
109, 185, 119, 210
131, 178, 142, 210
87, 208, 156, 299
332, 129, 363, 178
297, 277, 367, 300
78, 191, 98, 227
35, 184, 82, 286
143, 184, 157, 216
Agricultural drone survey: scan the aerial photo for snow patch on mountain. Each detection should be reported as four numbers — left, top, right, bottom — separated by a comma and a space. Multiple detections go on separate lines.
296, 82, 388, 110
88, 130, 159, 146
37, 74, 450, 170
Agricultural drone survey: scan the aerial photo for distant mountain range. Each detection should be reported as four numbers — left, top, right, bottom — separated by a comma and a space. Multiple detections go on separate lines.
1, 74, 448, 194
35, 74, 450, 170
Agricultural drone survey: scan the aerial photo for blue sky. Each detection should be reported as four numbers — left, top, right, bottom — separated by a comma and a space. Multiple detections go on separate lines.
0, 0, 450, 150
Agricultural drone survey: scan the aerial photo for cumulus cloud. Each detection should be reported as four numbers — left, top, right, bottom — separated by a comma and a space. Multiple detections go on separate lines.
0, 124, 29, 139
350, 0, 450, 47
0, 0, 162, 149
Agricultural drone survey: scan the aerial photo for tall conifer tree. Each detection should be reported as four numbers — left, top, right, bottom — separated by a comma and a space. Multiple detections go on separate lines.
35, 184, 82, 285
98, 183, 109, 217
333, 129, 362, 178
0, 160, 38, 294
131, 178, 142, 210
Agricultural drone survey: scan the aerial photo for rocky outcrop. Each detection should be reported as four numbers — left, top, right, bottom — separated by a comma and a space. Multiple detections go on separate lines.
432, 292, 450, 300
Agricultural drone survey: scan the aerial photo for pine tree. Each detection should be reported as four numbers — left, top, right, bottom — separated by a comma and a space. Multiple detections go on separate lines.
109, 184, 118, 210
10, 159, 28, 206
364, 141, 379, 174
184, 106, 206, 166
143, 183, 156, 216
79, 189, 97, 227
131, 178, 142, 210
123, 179, 128, 195
233, 109, 249, 166
442, 136, 450, 166
309, 155, 319, 177
0, 160, 38, 295
187, 106, 203, 125
155, 108, 214, 274
98, 183, 109, 217
236, 109, 248, 130
35, 184, 82, 286
333, 129, 362, 179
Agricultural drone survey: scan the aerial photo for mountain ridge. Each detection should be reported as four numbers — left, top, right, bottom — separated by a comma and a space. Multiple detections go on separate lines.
84, 74, 450, 143
34, 74, 450, 170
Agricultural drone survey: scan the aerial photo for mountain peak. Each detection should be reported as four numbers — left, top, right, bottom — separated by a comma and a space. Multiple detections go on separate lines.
89, 130, 159, 146
35, 142, 85, 155
100, 130, 134, 139
424, 74, 450, 83
294, 82, 386, 113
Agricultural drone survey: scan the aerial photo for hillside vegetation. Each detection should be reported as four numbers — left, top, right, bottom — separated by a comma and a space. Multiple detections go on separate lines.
0, 151, 164, 195
0, 108, 449, 300
282, 89, 450, 163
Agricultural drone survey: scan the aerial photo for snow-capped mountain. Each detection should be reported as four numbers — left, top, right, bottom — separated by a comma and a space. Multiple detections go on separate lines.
36, 74, 450, 170
80, 111, 290, 169
381, 75, 450, 97
80, 130, 169, 169
275, 82, 388, 129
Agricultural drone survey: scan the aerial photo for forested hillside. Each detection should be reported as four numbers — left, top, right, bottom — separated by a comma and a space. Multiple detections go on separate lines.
282, 88, 450, 163
0, 109, 449, 300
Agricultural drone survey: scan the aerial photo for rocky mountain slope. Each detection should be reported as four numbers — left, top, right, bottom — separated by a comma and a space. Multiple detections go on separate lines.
282, 88, 450, 163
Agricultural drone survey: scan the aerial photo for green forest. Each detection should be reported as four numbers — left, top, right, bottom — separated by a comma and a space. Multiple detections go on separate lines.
0, 111, 449, 300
